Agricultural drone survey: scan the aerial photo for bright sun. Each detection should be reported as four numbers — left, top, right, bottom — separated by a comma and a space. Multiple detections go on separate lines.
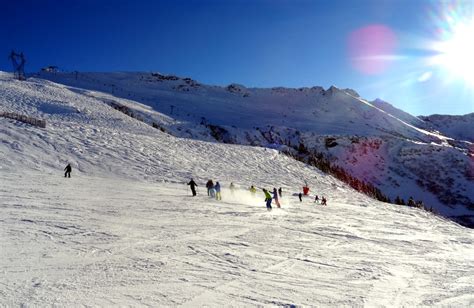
434, 19, 474, 85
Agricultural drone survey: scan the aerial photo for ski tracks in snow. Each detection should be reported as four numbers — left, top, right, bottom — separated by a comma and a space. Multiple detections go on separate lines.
1, 171, 474, 306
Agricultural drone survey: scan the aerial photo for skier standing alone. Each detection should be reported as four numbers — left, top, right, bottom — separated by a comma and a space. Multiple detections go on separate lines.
187, 178, 198, 196
64, 163, 72, 178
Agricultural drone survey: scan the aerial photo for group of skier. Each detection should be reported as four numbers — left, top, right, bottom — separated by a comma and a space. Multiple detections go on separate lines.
189, 177, 328, 211
204, 179, 222, 200
262, 187, 283, 210
63, 163, 327, 211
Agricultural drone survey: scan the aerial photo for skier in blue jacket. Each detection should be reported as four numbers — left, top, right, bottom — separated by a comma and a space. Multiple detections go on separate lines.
215, 182, 222, 200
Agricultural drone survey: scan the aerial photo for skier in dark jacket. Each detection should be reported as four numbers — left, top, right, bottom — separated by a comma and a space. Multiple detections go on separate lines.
278, 187, 282, 198
64, 163, 72, 178
187, 179, 198, 196
206, 180, 214, 196
321, 196, 327, 205
298, 192, 303, 202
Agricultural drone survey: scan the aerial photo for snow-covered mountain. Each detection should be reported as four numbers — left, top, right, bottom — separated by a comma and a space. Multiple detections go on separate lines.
36, 72, 444, 141
419, 113, 474, 142
2, 71, 474, 306
370, 98, 429, 128
32, 71, 474, 227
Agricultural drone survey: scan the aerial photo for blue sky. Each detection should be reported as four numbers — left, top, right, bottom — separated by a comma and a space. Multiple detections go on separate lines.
1, 0, 473, 115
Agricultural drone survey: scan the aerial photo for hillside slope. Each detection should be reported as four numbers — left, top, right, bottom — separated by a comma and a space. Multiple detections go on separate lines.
34, 71, 474, 226
420, 113, 474, 143
36, 71, 446, 141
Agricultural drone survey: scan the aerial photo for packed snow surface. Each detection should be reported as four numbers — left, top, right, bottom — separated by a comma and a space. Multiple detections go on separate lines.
2, 171, 474, 306
1, 72, 473, 306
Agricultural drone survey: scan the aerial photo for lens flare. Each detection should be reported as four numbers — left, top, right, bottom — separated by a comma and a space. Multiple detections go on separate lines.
351, 1, 473, 114
427, 1, 474, 86
348, 24, 397, 75
431, 18, 474, 85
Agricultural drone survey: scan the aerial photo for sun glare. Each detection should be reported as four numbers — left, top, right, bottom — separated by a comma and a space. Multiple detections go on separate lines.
432, 18, 474, 85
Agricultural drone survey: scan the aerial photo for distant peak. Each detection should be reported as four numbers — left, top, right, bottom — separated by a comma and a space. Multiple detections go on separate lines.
226, 83, 247, 93
343, 88, 360, 97
310, 86, 324, 92
372, 98, 387, 104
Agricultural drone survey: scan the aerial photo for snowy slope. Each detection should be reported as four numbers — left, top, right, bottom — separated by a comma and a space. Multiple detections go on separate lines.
0, 72, 329, 187
2, 171, 473, 306
33, 71, 474, 226
36, 71, 445, 142
370, 98, 428, 128
420, 113, 474, 142
1, 72, 474, 306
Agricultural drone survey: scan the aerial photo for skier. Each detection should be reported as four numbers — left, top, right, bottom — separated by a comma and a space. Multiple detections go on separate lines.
215, 181, 222, 200
321, 196, 327, 206
263, 188, 272, 211
206, 180, 214, 196
278, 187, 282, 198
64, 163, 72, 178
209, 185, 216, 198
187, 178, 198, 196
273, 188, 281, 208
229, 182, 235, 195
314, 195, 319, 204
298, 192, 303, 202
303, 185, 310, 196
249, 185, 257, 196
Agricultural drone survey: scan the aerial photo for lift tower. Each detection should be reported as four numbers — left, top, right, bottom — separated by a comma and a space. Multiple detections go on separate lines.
9, 50, 26, 80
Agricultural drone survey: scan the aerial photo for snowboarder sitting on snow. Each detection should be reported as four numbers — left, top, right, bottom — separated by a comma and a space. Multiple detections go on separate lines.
263, 188, 272, 211
206, 180, 214, 196
321, 196, 327, 206
298, 192, 303, 202
187, 178, 198, 196
215, 181, 222, 200
273, 187, 281, 208
64, 163, 72, 178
